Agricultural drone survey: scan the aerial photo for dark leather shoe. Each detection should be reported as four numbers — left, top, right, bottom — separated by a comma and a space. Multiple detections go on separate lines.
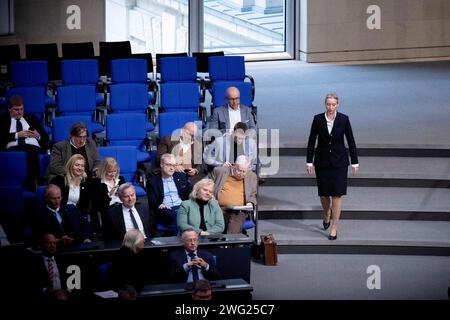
328, 232, 337, 240
323, 221, 330, 230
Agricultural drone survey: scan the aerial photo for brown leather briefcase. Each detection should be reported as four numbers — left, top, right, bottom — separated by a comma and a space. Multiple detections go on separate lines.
260, 234, 278, 266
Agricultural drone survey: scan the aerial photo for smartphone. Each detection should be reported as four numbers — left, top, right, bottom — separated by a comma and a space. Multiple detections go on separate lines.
184, 168, 192, 172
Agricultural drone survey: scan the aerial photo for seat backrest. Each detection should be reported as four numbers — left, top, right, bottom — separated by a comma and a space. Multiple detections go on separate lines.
192, 51, 224, 73
211, 81, 253, 108
106, 113, 147, 146
97, 146, 138, 181
131, 53, 154, 75
0, 185, 25, 243
155, 52, 188, 74
25, 43, 59, 60
99, 41, 132, 58
11, 60, 48, 87
52, 115, 94, 143
0, 151, 27, 186
159, 57, 197, 83
160, 82, 200, 112
111, 58, 148, 83
158, 112, 199, 139
62, 42, 95, 59
6, 86, 46, 117
0, 44, 21, 64
56, 85, 97, 114
208, 56, 246, 82
61, 59, 99, 85
109, 83, 149, 113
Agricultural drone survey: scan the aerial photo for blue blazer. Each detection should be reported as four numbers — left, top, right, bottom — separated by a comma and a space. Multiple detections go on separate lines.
207, 105, 256, 132
306, 112, 358, 169
146, 171, 192, 217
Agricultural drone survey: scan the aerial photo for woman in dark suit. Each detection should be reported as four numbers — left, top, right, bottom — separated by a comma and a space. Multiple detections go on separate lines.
306, 93, 359, 240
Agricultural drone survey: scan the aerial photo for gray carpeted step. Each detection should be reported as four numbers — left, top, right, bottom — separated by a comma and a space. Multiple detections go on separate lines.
258, 186, 450, 212
256, 219, 450, 255
250, 253, 450, 299
260, 156, 450, 180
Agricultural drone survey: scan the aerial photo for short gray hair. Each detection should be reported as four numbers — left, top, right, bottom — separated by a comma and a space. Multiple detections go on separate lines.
118, 182, 134, 198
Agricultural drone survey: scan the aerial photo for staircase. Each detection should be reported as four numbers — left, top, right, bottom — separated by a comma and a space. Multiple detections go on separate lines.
257, 146, 450, 256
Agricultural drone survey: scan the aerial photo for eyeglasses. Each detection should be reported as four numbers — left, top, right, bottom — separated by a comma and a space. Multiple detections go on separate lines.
227, 97, 240, 101
162, 163, 176, 168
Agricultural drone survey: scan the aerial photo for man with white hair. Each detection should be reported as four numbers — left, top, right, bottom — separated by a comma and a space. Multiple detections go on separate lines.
209, 155, 257, 234
157, 121, 204, 184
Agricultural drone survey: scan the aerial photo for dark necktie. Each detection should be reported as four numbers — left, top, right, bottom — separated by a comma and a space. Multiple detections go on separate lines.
129, 209, 139, 230
188, 252, 199, 281
16, 119, 26, 145
47, 258, 55, 289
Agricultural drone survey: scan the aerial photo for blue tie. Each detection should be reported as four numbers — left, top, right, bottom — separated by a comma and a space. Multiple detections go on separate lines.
188, 252, 199, 282
54, 209, 63, 225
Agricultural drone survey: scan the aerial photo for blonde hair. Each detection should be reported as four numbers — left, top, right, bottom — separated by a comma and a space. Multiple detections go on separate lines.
64, 154, 86, 186
97, 157, 120, 181
122, 229, 145, 254
324, 92, 339, 105
190, 178, 215, 201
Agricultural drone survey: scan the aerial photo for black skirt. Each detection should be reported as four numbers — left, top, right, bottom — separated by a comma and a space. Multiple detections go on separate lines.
315, 166, 348, 197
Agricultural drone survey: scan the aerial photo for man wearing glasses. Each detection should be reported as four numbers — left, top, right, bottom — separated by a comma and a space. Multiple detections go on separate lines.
207, 86, 256, 133
47, 122, 100, 182
147, 153, 192, 235
209, 155, 257, 234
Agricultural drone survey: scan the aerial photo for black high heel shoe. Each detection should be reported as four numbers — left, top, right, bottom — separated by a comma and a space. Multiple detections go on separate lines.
323, 209, 332, 230
328, 231, 337, 240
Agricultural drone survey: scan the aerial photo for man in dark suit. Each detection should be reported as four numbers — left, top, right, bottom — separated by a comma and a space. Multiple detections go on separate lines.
0, 95, 49, 186
103, 183, 156, 241
35, 184, 94, 245
147, 153, 192, 235
207, 86, 256, 133
169, 229, 221, 283
26, 233, 69, 299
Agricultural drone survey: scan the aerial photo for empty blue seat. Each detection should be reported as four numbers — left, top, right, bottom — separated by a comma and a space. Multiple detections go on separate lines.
105, 113, 152, 163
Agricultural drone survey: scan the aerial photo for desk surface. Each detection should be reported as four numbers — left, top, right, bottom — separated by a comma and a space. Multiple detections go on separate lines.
140, 278, 253, 297
27, 234, 253, 255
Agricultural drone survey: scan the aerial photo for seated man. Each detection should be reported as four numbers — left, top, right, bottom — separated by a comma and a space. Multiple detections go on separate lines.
47, 122, 100, 182
0, 95, 49, 187
207, 86, 256, 133
103, 183, 156, 241
157, 121, 204, 184
147, 153, 192, 235
203, 122, 257, 172
35, 184, 94, 245
192, 279, 213, 300
209, 155, 257, 234
169, 229, 221, 283
26, 234, 70, 299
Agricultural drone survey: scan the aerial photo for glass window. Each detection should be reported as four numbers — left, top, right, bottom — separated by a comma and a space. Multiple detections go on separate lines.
203, 0, 285, 54
106, 0, 189, 54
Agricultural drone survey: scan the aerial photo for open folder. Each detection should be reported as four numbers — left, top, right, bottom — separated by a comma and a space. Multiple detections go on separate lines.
223, 205, 253, 211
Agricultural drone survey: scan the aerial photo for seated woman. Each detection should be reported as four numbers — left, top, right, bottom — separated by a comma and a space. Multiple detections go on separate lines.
111, 229, 147, 292
49, 154, 91, 218
90, 157, 125, 227
177, 178, 225, 237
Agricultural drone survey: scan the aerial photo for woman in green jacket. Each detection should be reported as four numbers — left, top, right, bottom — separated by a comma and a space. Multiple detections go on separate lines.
177, 178, 225, 236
